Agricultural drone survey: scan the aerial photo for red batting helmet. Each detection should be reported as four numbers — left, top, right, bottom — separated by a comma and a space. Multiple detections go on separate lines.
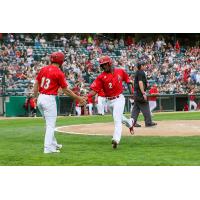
50, 52, 65, 66
99, 56, 112, 66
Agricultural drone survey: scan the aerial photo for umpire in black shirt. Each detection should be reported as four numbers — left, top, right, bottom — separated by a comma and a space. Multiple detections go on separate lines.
131, 62, 157, 127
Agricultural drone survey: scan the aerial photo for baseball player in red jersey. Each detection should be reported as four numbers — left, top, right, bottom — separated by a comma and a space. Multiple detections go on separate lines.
148, 83, 159, 116
24, 94, 37, 117
86, 94, 93, 115
87, 56, 134, 149
189, 89, 197, 111
33, 52, 86, 153
75, 100, 81, 116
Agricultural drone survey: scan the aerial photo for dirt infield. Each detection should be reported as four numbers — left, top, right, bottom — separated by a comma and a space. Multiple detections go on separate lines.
55, 120, 200, 136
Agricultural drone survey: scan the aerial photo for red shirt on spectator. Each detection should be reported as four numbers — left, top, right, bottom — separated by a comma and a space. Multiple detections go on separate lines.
175, 40, 180, 53
16, 50, 21, 58
85, 60, 93, 71
183, 68, 191, 83
81, 38, 87, 45
126, 36, 133, 46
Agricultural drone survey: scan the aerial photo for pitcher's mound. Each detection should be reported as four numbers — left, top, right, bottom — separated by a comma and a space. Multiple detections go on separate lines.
55, 120, 200, 136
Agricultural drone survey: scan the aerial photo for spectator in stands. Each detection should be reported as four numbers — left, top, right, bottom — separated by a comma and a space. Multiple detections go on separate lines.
25, 34, 33, 45
196, 71, 200, 85
34, 35, 41, 47
40, 36, 47, 47
175, 40, 180, 53
60, 35, 67, 47
88, 35, 93, 44
27, 46, 33, 56
1, 33, 200, 98
119, 37, 125, 47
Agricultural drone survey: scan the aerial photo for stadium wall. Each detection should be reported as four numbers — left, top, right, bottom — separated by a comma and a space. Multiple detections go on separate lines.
3, 95, 200, 117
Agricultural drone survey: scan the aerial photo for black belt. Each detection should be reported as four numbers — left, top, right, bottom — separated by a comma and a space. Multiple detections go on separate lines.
107, 95, 120, 100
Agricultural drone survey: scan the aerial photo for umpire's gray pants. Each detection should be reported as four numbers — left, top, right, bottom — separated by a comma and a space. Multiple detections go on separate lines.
131, 100, 152, 126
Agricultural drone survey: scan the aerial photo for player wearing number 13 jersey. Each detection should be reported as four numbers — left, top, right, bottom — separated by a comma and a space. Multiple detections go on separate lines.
34, 52, 86, 154
88, 56, 135, 149
36, 65, 67, 95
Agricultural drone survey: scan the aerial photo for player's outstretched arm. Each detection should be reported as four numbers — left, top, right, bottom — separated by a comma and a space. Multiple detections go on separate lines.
33, 80, 39, 98
87, 90, 97, 98
62, 87, 87, 106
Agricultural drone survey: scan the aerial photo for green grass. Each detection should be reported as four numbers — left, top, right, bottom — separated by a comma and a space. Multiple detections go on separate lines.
0, 112, 200, 166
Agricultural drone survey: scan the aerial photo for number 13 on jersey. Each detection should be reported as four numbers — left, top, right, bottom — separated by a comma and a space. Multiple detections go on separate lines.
41, 77, 51, 89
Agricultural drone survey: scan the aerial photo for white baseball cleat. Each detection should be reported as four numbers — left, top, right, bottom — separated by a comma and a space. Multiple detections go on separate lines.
44, 148, 60, 154
56, 144, 63, 150
112, 140, 118, 149
129, 118, 135, 135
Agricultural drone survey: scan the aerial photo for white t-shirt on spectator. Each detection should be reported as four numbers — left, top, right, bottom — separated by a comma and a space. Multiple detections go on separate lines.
196, 73, 200, 83
27, 48, 33, 56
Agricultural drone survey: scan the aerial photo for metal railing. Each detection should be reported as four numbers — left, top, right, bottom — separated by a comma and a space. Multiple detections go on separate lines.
124, 94, 200, 112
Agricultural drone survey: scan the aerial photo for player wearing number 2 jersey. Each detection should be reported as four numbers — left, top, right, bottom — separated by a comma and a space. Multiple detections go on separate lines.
34, 52, 86, 153
87, 56, 134, 149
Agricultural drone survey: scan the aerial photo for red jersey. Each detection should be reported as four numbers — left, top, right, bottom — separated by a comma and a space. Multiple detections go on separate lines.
148, 86, 158, 101
190, 95, 195, 101
184, 103, 189, 111
25, 98, 36, 109
75, 100, 80, 107
87, 95, 93, 104
98, 89, 105, 97
36, 65, 67, 95
90, 68, 130, 97
29, 98, 36, 108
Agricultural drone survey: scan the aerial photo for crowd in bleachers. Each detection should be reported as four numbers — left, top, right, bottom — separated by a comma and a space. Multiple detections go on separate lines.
0, 33, 199, 96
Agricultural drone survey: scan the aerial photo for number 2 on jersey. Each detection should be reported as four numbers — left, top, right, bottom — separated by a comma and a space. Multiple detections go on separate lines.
108, 82, 113, 89
41, 77, 51, 89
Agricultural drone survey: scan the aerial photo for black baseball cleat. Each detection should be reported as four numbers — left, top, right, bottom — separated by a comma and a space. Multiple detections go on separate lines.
134, 123, 141, 127
112, 140, 118, 149
145, 122, 157, 127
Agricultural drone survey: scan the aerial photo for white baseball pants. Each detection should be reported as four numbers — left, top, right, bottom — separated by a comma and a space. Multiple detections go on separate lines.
149, 101, 157, 113
190, 101, 197, 111
97, 96, 106, 115
37, 94, 58, 152
87, 103, 93, 115
129, 98, 134, 112
107, 94, 133, 144
75, 106, 81, 116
